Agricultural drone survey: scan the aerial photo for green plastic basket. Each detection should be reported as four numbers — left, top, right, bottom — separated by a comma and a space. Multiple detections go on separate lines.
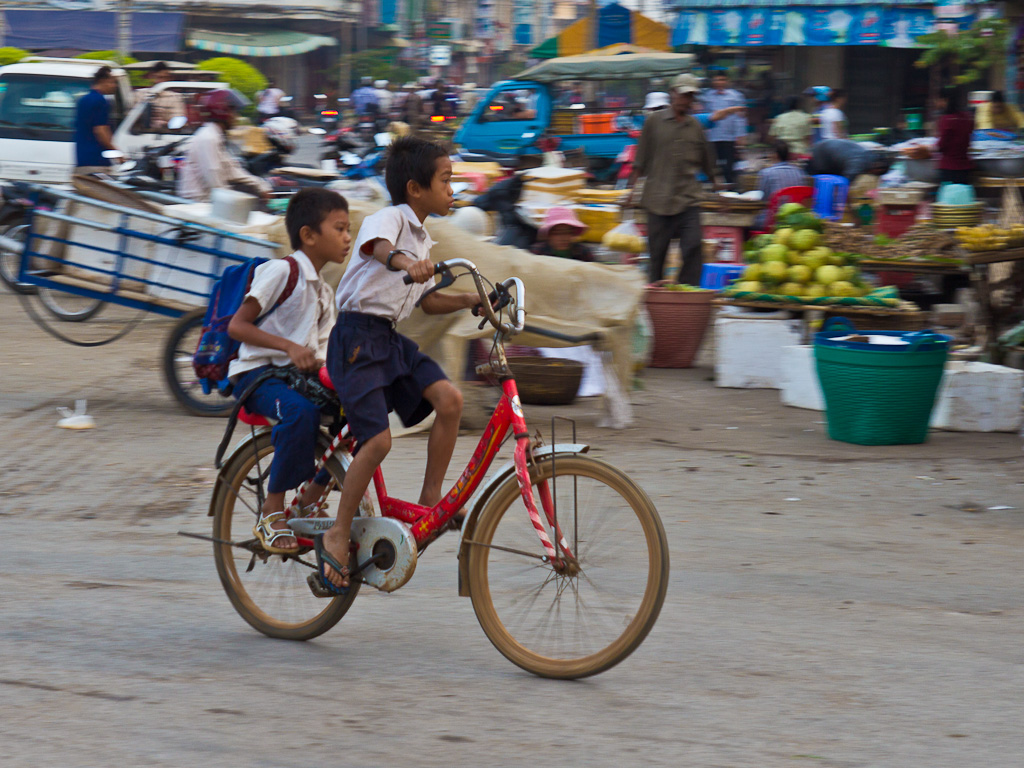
814, 318, 950, 445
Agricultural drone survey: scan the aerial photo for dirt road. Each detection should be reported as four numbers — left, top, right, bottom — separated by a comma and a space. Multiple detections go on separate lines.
2, 289, 1022, 767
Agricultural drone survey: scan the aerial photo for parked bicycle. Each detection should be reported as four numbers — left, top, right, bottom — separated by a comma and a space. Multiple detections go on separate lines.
197, 258, 670, 679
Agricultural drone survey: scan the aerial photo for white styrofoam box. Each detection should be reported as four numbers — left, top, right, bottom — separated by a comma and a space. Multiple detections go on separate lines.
779, 345, 825, 410
930, 361, 1024, 432
714, 316, 803, 389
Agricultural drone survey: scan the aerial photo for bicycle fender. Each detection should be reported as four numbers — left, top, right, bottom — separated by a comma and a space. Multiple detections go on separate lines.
456, 442, 589, 597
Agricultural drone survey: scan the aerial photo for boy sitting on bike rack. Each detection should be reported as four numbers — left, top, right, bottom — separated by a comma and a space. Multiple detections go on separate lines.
227, 188, 352, 554
316, 136, 484, 594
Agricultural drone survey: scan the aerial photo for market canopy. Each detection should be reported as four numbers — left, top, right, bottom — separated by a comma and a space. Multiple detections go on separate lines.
187, 29, 337, 57
529, 3, 671, 59
2, 10, 184, 51
514, 51, 695, 83
671, 4, 980, 47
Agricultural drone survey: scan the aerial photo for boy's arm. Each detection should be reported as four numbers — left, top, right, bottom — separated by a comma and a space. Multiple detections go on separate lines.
368, 238, 435, 283
419, 291, 478, 315
228, 297, 318, 371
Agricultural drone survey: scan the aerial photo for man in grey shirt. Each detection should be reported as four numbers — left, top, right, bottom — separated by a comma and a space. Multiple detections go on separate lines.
702, 72, 747, 186
626, 73, 718, 285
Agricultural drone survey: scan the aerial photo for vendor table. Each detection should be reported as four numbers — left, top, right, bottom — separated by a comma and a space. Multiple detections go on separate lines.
713, 297, 926, 342
858, 259, 968, 276
963, 247, 1024, 360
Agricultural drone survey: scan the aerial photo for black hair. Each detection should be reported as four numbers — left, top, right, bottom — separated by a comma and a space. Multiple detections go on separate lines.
830, 89, 846, 102
786, 95, 801, 112
148, 61, 170, 75
774, 140, 790, 162
285, 187, 349, 250
942, 86, 965, 115
384, 135, 448, 205
992, 90, 1006, 105
93, 65, 113, 84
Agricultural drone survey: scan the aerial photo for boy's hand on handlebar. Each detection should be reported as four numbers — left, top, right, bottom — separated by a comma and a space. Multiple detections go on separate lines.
287, 342, 319, 372
405, 258, 436, 284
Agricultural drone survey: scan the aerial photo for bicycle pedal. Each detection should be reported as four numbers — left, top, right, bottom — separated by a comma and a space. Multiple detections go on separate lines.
306, 572, 335, 598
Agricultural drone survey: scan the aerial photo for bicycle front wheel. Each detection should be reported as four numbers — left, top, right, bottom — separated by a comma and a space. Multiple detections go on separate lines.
467, 455, 669, 679
212, 429, 361, 641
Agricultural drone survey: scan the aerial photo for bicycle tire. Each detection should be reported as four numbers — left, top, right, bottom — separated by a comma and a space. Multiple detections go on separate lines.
37, 285, 105, 322
163, 310, 232, 417
0, 222, 36, 295
212, 429, 360, 641
467, 455, 669, 679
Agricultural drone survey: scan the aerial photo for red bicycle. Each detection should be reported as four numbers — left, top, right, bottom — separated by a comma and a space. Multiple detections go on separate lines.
203, 258, 669, 679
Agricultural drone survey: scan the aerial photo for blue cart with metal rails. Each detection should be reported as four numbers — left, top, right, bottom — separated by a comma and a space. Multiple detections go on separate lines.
6, 184, 283, 416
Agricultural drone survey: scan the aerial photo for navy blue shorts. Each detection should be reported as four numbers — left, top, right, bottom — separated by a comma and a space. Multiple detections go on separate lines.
326, 311, 448, 442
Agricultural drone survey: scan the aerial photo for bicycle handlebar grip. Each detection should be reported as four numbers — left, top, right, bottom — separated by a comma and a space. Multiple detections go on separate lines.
402, 262, 444, 285
472, 289, 500, 317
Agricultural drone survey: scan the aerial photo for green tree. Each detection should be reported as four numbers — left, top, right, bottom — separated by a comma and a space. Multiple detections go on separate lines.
348, 49, 417, 89
916, 17, 1009, 85
0, 47, 30, 66
196, 57, 267, 102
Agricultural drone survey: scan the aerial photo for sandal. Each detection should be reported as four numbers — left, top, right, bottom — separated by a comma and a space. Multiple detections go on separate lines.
313, 534, 350, 596
253, 511, 299, 554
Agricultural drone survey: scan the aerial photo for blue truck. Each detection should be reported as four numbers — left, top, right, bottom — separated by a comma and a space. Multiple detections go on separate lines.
455, 51, 695, 162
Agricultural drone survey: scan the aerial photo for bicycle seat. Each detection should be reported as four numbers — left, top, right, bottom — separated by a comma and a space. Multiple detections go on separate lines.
318, 365, 335, 391
238, 407, 270, 427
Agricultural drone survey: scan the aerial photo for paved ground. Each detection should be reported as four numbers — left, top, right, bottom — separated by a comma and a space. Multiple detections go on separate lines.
1, 287, 1023, 767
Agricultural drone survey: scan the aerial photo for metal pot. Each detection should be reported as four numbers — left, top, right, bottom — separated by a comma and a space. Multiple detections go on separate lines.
973, 156, 1024, 178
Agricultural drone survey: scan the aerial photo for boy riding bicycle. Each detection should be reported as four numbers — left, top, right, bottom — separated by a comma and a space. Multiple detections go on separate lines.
227, 187, 352, 553
316, 136, 483, 594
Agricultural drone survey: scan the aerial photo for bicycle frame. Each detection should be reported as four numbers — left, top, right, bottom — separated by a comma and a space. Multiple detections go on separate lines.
285, 346, 575, 565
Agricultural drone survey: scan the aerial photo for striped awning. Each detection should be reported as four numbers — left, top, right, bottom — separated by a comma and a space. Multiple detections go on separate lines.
187, 29, 337, 57
671, 0, 984, 6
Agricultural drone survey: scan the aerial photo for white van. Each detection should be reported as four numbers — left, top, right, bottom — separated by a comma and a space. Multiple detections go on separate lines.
113, 80, 229, 158
0, 57, 134, 184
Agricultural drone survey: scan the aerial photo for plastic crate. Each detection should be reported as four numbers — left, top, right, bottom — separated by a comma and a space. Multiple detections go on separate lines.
875, 204, 917, 239
578, 113, 616, 134
700, 263, 745, 290
702, 224, 744, 263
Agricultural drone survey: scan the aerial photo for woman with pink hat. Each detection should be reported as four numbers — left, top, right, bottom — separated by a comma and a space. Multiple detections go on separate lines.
531, 207, 595, 262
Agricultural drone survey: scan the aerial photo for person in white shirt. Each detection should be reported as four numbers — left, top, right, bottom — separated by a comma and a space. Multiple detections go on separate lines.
374, 80, 394, 117
316, 136, 484, 594
256, 79, 285, 124
177, 89, 272, 202
227, 188, 352, 554
818, 89, 847, 141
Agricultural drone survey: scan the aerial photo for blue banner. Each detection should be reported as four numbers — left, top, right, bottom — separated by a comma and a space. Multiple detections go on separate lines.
672, 6, 972, 47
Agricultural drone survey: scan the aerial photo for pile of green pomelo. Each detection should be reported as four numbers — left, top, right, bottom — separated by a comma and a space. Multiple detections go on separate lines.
732, 204, 870, 299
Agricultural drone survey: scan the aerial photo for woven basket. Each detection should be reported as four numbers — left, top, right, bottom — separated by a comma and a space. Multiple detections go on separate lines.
814, 318, 950, 445
644, 287, 714, 368
507, 356, 584, 405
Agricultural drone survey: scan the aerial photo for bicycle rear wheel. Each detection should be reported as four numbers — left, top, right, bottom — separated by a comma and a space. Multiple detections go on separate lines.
467, 455, 669, 679
163, 310, 232, 417
212, 429, 361, 640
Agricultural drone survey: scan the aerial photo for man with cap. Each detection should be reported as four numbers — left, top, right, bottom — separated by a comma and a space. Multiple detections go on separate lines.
625, 73, 718, 286
702, 71, 747, 186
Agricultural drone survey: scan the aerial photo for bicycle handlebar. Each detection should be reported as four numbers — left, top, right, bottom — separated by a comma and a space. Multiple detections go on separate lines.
402, 259, 525, 336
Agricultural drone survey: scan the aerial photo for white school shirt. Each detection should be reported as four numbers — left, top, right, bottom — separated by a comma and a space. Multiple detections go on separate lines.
334, 204, 434, 323
229, 250, 337, 379
819, 106, 846, 140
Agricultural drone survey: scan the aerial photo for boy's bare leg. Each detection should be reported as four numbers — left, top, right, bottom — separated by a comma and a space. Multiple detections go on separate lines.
321, 430, 392, 589
299, 482, 329, 514
419, 380, 464, 507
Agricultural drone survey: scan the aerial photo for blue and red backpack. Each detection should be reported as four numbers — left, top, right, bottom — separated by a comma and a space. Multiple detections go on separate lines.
192, 256, 299, 395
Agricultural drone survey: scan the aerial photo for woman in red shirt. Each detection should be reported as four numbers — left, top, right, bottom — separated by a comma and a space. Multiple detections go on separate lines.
936, 87, 974, 185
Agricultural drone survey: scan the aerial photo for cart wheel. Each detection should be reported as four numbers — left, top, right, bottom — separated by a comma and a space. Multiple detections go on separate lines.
0, 222, 36, 295
164, 309, 232, 417
38, 285, 105, 322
